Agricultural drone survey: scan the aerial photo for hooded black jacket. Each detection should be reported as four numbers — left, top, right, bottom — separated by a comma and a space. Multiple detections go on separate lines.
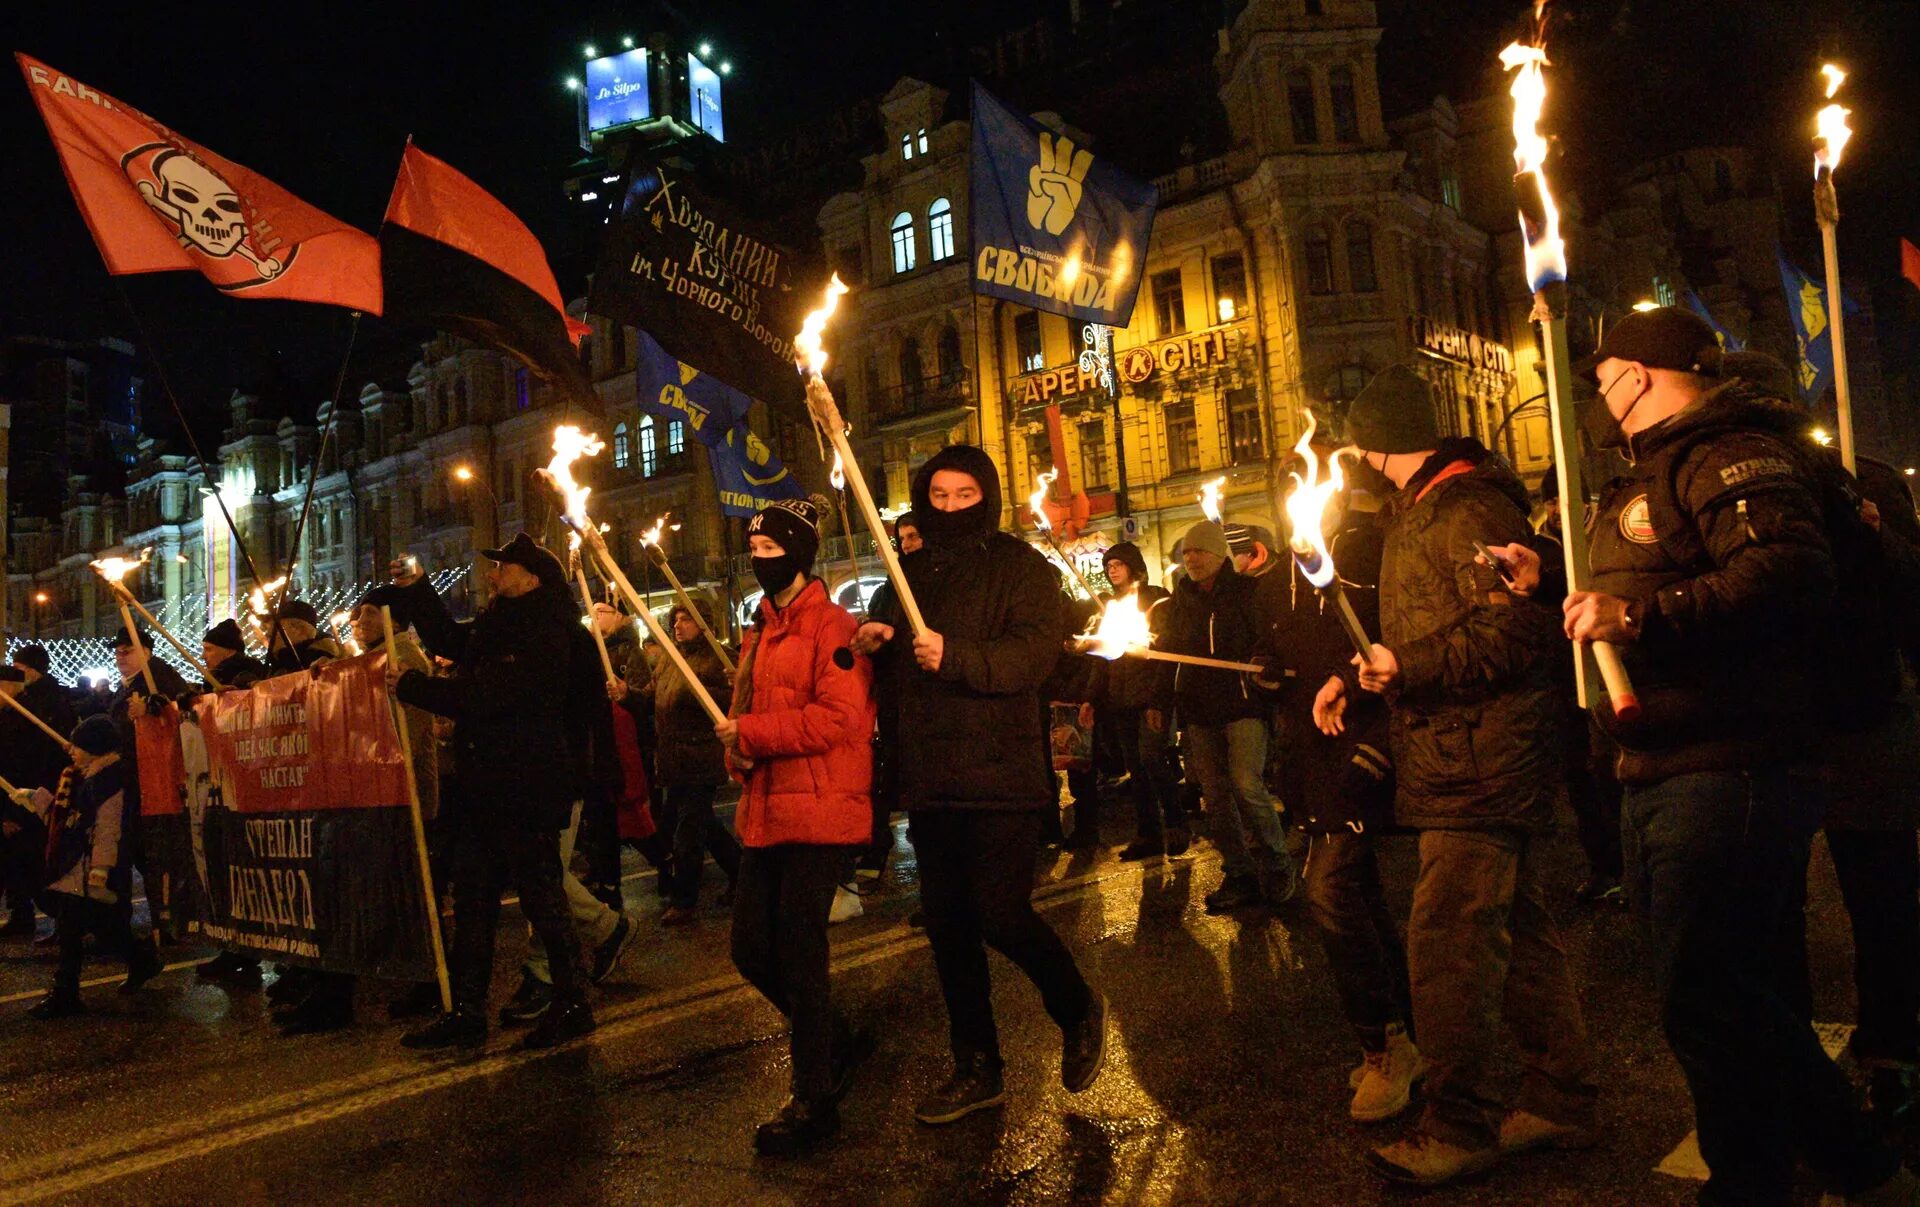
1589, 381, 1836, 784
0, 674, 77, 791
870, 445, 1062, 811
1376, 439, 1561, 829
1152, 563, 1269, 726
392, 576, 577, 829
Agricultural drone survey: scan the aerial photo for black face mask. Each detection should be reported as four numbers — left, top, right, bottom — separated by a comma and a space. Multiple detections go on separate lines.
1583, 369, 1646, 452
1348, 455, 1394, 496
751, 553, 803, 598
917, 500, 995, 547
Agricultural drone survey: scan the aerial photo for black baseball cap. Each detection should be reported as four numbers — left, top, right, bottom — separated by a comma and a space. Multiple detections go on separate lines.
480, 532, 566, 588
1575, 306, 1724, 381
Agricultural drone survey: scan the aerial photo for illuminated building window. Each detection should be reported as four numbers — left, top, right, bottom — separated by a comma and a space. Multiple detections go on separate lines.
1441, 175, 1462, 211
639, 416, 658, 477
1152, 270, 1186, 337
668, 420, 685, 456
1166, 403, 1200, 475
1212, 253, 1247, 323
1287, 69, 1318, 145
918, 128, 929, 155
1015, 311, 1044, 373
1653, 276, 1676, 307
1325, 365, 1368, 403
1329, 66, 1360, 142
1304, 229, 1335, 295
613, 422, 630, 470
900, 132, 915, 161
890, 211, 917, 275
1346, 221, 1379, 292
928, 198, 955, 262
1228, 388, 1265, 464
1080, 417, 1110, 490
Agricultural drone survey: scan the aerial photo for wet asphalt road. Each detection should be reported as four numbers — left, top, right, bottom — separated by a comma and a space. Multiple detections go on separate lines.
0, 794, 1903, 1206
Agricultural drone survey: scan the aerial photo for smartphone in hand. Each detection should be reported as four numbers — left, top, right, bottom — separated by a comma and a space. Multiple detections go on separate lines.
1472, 540, 1516, 585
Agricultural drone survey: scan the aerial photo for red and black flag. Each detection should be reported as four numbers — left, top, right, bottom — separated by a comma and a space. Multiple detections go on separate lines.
18, 52, 383, 312
380, 142, 593, 402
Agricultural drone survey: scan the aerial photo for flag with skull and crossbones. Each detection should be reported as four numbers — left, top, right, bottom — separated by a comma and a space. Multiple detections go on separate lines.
128, 145, 283, 279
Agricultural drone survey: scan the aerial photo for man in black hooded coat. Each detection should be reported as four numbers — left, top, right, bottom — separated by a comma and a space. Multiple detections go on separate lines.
855, 445, 1106, 1125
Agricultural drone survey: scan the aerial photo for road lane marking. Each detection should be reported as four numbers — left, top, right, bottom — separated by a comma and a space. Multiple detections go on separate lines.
0, 849, 1214, 1205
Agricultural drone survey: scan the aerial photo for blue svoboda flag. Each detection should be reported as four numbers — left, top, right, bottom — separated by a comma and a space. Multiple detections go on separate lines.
969, 81, 1158, 327
633, 329, 805, 518
1682, 289, 1744, 353
1777, 251, 1860, 404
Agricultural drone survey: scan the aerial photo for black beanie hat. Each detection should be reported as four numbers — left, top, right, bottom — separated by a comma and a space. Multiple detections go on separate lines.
1345, 365, 1441, 456
71, 714, 119, 756
111, 625, 148, 651
205, 619, 246, 652
11, 643, 50, 674
748, 499, 822, 572
1724, 350, 1802, 405
276, 599, 321, 627
1103, 540, 1149, 581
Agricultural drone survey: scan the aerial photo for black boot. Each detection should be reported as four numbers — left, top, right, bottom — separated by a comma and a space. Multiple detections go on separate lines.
1061, 991, 1110, 1093
28, 991, 84, 1020
199, 950, 262, 987
522, 993, 595, 1049
402, 1009, 487, 1051
120, 942, 163, 995
753, 1096, 840, 1156
913, 1052, 1007, 1125
498, 975, 554, 1026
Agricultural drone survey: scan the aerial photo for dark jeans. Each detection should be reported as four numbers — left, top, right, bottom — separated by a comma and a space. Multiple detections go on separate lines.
1826, 828, 1920, 1064
2, 819, 46, 921
1622, 769, 1898, 1205
51, 893, 149, 997
1103, 709, 1184, 840
449, 813, 580, 1017
912, 809, 1092, 1063
1303, 829, 1410, 1049
1563, 712, 1622, 881
1407, 825, 1596, 1150
731, 843, 851, 1099
1065, 767, 1101, 843
667, 783, 740, 909
578, 789, 623, 891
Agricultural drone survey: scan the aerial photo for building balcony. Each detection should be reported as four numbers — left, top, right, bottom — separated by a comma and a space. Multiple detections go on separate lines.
870, 369, 972, 426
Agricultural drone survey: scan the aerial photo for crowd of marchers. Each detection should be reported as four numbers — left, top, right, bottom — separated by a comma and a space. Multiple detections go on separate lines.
4, 305, 1920, 1202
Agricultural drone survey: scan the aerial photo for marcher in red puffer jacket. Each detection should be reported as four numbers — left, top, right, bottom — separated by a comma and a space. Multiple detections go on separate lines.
732, 577, 875, 845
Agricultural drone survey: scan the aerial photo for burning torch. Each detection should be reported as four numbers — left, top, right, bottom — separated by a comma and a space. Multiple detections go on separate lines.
89, 549, 160, 693
795, 274, 928, 639
1501, 20, 1642, 723
1814, 62, 1857, 473
1028, 468, 1100, 599
91, 548, 219, 686
567, 533, 619, 689
640, 513, 734, 673
828, 451, 869, 610
1075, 593, 1264, 675
1281, 417, 1375, 665
538, 426, 727, 725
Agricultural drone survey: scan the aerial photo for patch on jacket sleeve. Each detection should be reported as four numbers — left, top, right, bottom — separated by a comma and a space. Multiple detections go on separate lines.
1719, 456, 1795, 489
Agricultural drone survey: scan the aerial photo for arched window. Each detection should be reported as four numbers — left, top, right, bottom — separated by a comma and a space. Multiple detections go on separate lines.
612, 421, 630, 470
1304, 229, 1334, 295
1329, 66, 1360, 142
937, 324, 964, 384
1286, 69, 1318, 145
638, 416, 658, 477
899, 336, 924, 399
890, 211, 917, 275
928, 198, 955, 262
1345, 221, 1378, 292
667, 420, 686, 456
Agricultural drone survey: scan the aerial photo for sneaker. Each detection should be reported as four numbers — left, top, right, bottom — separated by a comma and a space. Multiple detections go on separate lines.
32, 928, 60, 949
402, 1010, 487, 1051
522, 995, 596, 1050
199, 950, 262, 986
589, 881, 624, 914
1350, 1024, 1426, 1123
27, 993, 84, 1021
120, 946, 163, 996
1165, 828, 1192, 857
915, 1054, 1007, 1125
499, 975, 555, 1026
753, 1096, 840, 1157
1497, 1109, 1598, 1155
661, 904, 697, 927
828, 885, 865, 925
1367, 1132, 1504, 1186
1263, 860, 1301, 908
1204, 877, 1262, 915
1117, 838, 1166, 862
588, 915, 635, 983
1061, 991, 1110, 1093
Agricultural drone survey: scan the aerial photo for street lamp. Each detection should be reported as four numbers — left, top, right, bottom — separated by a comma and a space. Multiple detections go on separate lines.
451, 463, 498, 506
31, 590, 51, 639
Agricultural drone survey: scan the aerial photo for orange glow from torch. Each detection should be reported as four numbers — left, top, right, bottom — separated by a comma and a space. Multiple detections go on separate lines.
89, 547, 153, 586
640, 513, 680, 548
1080, 593, 1153, 662
1198, 476, 1226, 524
1500, 32, 1568, 291
1029, 468, 1059, 532
795, 273, 850, 377
541, 425, 605, 531
830, 449, 847, 492
1282, 414, 1353, 589
1815, 63, 1852, 177
247, 575, 289, 618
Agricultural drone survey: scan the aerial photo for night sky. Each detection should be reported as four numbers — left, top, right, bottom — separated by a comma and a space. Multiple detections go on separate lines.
3, 1, 1916, 451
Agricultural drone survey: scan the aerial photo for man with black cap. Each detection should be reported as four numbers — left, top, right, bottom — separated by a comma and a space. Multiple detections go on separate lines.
1549, 307, 1913, 1204
201, 619, 267, 690
852, 444, 1107, 1124
1321, 363, 1594, 1186
1097, 542, 1186, 859
264, 600, 344, 674
384, 532, 596, 1051
1, 645, 76, 937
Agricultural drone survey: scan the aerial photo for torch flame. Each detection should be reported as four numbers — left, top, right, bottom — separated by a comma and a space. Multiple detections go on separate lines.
247, 575, 289, 618
1198, 476, 1227, 524
542, 425, 606, 530
1282, 414, 1352, 589
1029, 468, 1059, 532
830, 449, 847, 492
1815, 63, 1852, 177
89, 546, 153, 585
795, 273, 850, 377
1080, 593, 1154, 661
640, 512, 679, 548
1499, 39, 1568, 291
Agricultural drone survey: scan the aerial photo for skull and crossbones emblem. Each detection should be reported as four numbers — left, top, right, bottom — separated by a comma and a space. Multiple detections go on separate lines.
135, 150, 282, 279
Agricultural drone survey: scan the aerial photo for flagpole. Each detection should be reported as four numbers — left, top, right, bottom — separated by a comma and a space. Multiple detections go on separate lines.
380, 605, 451, 1014
1816, 174, 1856, 474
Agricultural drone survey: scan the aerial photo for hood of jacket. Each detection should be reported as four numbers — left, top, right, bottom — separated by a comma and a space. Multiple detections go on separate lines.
910, 444, 1004, 549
